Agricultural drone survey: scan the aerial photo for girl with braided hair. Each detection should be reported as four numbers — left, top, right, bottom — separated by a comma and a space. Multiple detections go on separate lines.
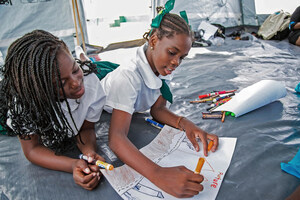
0, 30, 106, 190
100, 1, 219, 198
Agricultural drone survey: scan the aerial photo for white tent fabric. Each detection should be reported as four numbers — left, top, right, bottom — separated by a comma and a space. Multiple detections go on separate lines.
0, 0, 87, 58
157, 0, 258, 30
0, 0, 261, 58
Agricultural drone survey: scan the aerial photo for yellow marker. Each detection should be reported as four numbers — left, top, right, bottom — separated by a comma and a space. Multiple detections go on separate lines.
194, 157, 205, 174
79, 154, 114, 170
95, 160, 114, 170
208, 140, 214, 152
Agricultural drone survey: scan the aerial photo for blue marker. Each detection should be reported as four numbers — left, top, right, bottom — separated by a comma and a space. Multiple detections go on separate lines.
145, 118, 164, 129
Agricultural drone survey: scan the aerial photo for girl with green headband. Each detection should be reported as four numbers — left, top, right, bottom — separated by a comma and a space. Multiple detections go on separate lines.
100, 4, 219, 198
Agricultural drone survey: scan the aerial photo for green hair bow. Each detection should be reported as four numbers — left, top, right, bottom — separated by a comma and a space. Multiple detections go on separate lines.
151, 0, 189, 29
151, 0, 175, 28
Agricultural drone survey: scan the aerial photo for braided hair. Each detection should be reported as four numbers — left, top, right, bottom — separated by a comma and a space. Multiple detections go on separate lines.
143, 11, 194, 41
0, 30, 94, 153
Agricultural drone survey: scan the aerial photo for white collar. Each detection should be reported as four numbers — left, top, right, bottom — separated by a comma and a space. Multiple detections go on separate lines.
61, 98, 80, 112
136, 44, 162, 89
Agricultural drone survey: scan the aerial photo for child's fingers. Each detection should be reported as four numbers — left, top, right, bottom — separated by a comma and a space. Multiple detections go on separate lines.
89, 164, 100, 172
207, 134, 219, 152
189, 136, 200, 152
85, 152, 105, 163
198, 134, 208, 156
77, 172, 101, 190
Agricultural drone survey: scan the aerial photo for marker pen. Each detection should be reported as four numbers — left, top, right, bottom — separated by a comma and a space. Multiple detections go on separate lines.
145, 118, 164, 129
79, 154, 114, 170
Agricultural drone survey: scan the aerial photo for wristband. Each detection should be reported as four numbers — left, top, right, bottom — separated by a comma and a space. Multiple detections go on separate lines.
176, 116, 185, 131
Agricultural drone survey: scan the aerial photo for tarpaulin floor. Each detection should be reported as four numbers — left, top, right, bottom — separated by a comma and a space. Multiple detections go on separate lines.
1, 36, 299, 200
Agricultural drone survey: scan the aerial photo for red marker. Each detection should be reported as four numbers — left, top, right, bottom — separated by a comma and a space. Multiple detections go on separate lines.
198, 90, 237, 99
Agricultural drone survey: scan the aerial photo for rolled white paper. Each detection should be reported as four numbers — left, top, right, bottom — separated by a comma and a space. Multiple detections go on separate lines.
213, 80, 287, 117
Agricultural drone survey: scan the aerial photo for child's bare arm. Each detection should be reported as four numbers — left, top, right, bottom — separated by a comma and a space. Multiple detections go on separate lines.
150, 96, 219, 156
109, 108, 204, 198
19, 134, 76, 172
19, 133, 101, 190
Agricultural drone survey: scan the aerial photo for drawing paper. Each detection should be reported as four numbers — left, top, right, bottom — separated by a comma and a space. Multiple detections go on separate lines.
101, 125, 237, 200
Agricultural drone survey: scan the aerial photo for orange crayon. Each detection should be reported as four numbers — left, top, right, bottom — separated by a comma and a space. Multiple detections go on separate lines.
221, 111, 226, 123
194, 157, 205, 174
208, 140, 214, 152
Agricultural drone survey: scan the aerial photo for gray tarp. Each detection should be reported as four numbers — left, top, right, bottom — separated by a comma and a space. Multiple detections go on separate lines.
0, 36, 299, 199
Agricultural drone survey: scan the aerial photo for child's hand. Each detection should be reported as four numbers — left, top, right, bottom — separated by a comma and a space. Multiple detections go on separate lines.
152, 166, 204, 198
82, 151, 106, 172
184, 121, 218, 156
72, 159, 101, 190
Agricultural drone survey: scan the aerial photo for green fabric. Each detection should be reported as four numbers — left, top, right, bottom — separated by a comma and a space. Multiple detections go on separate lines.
151, 0, 175, 28
93, 61, 120, 80
149, 0, 190, 37
296, 82, 300, 93
93, 61, 172, 103
179, 11, 189, 25
0, 124, 7, 135
160, 79, 173, 104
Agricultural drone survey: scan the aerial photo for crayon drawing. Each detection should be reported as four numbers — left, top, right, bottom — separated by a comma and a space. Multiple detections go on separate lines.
101, 126, 237, 200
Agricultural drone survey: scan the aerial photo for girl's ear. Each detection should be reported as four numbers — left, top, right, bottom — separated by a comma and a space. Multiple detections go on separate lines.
149, 33, 158, 48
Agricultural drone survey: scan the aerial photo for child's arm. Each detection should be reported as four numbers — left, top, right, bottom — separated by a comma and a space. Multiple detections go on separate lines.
109, 109, 204, 198
76, 120, 104, 162
150, 96, 219, 156
18, 132, 100, 190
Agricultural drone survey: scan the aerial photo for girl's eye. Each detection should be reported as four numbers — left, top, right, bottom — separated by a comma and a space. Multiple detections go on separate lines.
168, 50, 176, 56
73, 66, 80, 74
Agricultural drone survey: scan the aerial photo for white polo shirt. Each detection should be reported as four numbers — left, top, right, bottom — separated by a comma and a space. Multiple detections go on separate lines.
100, 44, 163, 114
61, 73, 106, 136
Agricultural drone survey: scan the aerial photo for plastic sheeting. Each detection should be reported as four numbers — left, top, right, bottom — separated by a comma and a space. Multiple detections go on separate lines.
0, 37, 300, 200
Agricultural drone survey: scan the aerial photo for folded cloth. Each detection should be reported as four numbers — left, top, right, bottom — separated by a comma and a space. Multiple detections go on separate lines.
281, 148, 300, 179
295, 82, 300, 93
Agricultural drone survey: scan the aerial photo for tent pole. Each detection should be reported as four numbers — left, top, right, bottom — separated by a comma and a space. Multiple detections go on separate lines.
74, 0, 86, 53
239, 0, 245, 26
71, 0, 80, 46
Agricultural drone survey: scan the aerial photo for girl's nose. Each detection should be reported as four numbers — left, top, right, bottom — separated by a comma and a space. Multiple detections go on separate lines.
70, 77, 81, 89
171, 57, 180, 67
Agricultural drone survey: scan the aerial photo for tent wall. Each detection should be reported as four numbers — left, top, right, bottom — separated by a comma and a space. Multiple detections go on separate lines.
0, 0, 88, 59
240, 0, 257, 25
156, 0, 258, 30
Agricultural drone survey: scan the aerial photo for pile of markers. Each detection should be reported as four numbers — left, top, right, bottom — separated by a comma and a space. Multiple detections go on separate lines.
190, 90, 237, 122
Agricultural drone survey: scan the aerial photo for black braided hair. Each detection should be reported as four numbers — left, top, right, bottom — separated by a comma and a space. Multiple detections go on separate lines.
0, 30, 94, 154
143, 11, 194, 41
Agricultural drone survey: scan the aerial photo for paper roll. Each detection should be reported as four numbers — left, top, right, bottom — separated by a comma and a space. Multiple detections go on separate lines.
213, 80, 287, 117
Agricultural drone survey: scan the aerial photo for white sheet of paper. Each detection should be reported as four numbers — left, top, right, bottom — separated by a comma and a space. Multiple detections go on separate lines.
213, 80, 287, 117
101, 126, 237, 200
